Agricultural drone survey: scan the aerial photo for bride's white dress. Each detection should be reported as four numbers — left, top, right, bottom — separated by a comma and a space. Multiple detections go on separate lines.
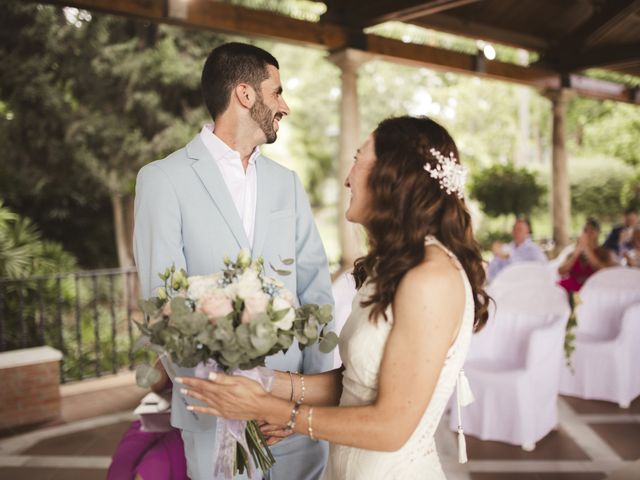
322, 236, 475, 480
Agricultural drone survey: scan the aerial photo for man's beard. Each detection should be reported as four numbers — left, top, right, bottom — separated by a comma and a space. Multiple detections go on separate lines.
250, 93, 278, 144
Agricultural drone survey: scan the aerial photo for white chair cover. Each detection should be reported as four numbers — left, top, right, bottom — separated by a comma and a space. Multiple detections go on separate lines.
331, 271, 357, 368
451, 283, 570, 448
490, 262, 555, 291
560, 267, 640, 406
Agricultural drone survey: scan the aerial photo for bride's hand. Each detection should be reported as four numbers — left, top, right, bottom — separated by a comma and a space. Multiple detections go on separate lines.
176, 372, 268, 421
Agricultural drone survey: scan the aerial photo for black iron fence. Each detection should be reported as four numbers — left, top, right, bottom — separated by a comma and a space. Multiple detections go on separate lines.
0, 268, 144, 383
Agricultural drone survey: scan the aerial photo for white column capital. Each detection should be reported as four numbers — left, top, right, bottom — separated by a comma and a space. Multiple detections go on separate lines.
328, 48, 372, 72
168, 0, 189, 20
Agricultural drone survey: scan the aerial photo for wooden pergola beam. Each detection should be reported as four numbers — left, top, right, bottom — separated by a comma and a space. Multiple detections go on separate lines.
334, 0, 483, 29
561, 0, 640, 49
34, 0, 639, 104
411, 12, 549, 51
539, 0, 640, 70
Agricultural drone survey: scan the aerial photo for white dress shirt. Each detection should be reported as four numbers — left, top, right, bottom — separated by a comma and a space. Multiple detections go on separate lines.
199, 124, 260, 247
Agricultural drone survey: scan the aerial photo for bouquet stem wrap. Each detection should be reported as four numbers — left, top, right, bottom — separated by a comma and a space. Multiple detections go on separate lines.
195, 360, 275, 480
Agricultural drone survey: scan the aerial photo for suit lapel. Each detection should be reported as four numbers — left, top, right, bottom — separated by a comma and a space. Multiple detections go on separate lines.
187, 135, 251, 251
252, 155, 270, 258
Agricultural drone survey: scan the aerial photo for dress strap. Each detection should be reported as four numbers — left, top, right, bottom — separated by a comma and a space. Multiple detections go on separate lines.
455, 369, 474, 464
424, 235, 462, 270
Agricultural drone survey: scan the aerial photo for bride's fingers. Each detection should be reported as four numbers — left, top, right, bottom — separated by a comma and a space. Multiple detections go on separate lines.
187, 404, 221, 417
177, 376, 229, 394
180, 387, 219, 407
259, 424, 281, 434
266, 429, 293, 439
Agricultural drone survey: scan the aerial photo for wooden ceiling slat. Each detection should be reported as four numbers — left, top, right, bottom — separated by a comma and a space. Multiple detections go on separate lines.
340, 0, 484, 28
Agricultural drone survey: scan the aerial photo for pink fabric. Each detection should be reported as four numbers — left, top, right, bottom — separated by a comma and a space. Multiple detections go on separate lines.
107, 420, 187, 480
558, 256, 595, 293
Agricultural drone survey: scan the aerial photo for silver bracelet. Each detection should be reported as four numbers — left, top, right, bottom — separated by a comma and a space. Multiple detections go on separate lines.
288, 371, 294, 402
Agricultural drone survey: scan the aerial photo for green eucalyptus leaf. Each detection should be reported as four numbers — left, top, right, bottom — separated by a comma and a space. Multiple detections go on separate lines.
135, 363, 162, 388
277, 331, 293, 349
303, 321, 319, 341
280, 257, 294, 266
132, 335, 150, 352
271, 308, 290, 323
319, 331, 339, 353
235, 323, 253, 351
139, 298, 160, 317
318, 304, 333, 324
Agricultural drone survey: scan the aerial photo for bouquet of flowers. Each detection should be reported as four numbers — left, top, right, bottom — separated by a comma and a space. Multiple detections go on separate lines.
134, 250, 336, 479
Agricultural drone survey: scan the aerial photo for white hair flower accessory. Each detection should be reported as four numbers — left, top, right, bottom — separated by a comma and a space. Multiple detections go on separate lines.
423, 148, 468, 199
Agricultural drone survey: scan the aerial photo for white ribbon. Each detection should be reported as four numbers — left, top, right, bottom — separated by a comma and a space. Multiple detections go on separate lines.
456, 369, 474, 464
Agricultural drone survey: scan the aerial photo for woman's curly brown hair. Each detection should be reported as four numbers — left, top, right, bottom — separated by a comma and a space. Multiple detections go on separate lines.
353, 116, 490, 332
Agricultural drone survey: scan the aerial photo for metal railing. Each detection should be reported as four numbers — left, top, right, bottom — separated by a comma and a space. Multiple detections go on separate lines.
0, 268, 142, 383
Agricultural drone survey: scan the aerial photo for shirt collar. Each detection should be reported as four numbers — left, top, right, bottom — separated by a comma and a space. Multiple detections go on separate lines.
199, 123, 260, 166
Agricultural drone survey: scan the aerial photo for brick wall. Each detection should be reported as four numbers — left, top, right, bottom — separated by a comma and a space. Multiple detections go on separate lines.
0, 347, 62, 430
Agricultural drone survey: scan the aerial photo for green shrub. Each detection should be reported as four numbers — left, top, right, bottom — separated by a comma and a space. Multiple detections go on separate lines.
570, 167, 629, 222
621, 170, 640, 211
470, 164, 547, 217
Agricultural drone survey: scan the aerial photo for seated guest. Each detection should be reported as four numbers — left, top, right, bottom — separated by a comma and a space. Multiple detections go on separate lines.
558, 218, 616, 293
603, 207, 638, 256
621, 226, 640, 268
487, 217, 547, 282
107, 363, 187, 480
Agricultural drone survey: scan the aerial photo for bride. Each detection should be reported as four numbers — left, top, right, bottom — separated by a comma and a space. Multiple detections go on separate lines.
178, 115, 490, 479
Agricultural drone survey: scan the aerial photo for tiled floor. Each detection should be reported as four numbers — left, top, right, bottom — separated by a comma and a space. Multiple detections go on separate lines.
0, 377, 638, 480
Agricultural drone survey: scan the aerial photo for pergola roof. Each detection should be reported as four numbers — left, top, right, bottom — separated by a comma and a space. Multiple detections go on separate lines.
37, 0, 640, 103
375, 0, 640, 77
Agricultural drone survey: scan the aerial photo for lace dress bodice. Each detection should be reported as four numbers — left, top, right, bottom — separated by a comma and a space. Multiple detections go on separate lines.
322, 236, 475, 480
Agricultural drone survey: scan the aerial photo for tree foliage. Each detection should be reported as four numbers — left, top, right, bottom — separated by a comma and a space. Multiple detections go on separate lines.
470, 164, 547, 217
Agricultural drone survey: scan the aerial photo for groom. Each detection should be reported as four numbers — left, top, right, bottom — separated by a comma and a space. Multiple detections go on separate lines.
133, 42, 334, 479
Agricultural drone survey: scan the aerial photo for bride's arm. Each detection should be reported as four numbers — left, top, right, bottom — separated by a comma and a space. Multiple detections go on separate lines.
269, 265, 463, 451
269, 368, 344, 407
180, 263, 463, 452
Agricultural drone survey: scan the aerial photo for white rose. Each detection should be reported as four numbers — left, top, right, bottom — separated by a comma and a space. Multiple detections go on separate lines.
279, 287, 296, 306
272, 296, 295, 331
187, 273, 222, 300
236, 269, 263, 299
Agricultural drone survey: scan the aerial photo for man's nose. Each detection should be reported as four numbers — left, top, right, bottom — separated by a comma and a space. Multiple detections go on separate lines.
280, 97, 290, 116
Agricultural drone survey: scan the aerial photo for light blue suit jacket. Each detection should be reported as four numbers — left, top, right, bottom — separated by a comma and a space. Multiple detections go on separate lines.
133, 134, 334, 479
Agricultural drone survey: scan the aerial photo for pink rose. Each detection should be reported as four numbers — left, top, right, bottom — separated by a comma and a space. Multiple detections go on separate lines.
241, 292, 270, 324
197, 291, 233, 324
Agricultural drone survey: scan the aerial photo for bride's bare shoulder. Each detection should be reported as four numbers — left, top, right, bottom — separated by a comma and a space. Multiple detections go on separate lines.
393, 258, 464, 324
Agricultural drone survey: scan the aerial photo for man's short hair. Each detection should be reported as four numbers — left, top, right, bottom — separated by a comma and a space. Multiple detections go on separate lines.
515, 216, 532, 235
201, 42, 279, 120
624, 206, 638, 215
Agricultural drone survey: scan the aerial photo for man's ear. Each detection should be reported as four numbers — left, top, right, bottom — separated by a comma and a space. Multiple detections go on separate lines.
235, 83, 255, 109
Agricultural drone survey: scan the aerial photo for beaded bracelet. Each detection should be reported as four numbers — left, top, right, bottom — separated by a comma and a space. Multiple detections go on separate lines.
298, 374, 306, 404
307, 406, 316, 441
286, 402, 302, 432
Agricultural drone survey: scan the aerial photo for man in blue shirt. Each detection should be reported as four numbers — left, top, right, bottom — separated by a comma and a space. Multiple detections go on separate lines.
603, 207, 638, 256
488, 217, 547, 282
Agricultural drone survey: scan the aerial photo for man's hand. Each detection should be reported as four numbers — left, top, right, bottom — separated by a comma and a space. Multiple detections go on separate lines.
491, 241, 509, 259
259, 421, 293, 446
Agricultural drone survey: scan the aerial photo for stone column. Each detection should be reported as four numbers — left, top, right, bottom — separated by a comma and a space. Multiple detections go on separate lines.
545, 89, 572, 250
329, 49, 370, 271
